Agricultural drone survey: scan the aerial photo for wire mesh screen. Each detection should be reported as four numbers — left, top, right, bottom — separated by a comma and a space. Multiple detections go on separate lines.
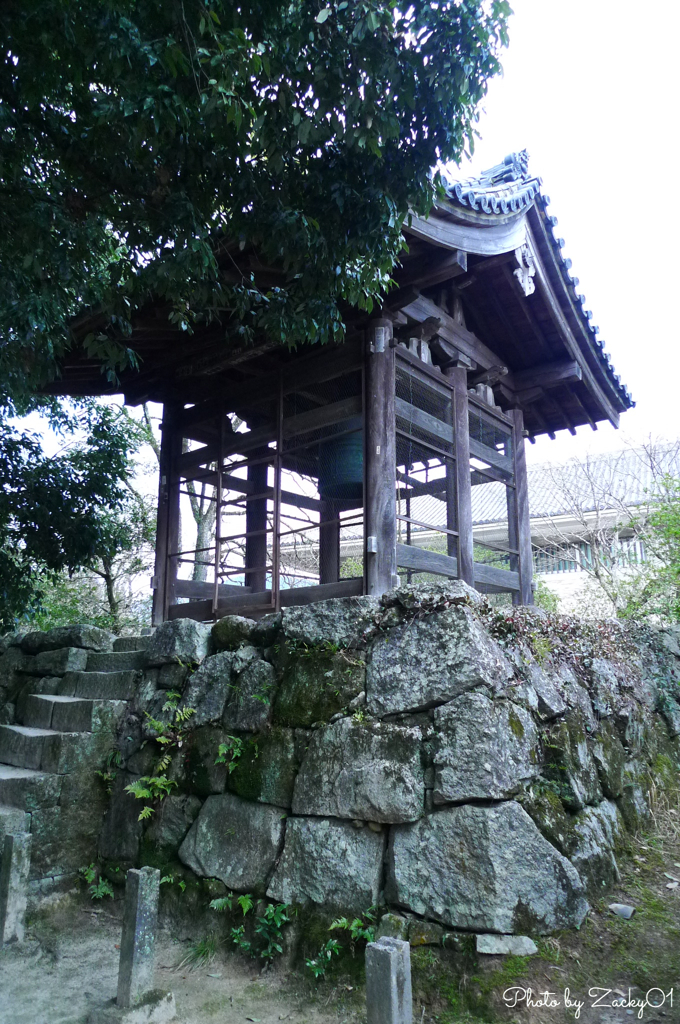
278, 370, 364, 590
395, 358, 458, 582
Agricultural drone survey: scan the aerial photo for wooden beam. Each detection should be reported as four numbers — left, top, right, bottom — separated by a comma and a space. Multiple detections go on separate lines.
177, 338, 363, 431
152, 402, 182, 625
175, 580, 253, 600
396, 543, 458, 578
511, 407, 533, 605
507, 360, 583, 393
395, 397, 452, 447
399, 293, 503, 371
395, 249, 467, 290
319, 500, 341, 585
473, 563, 520, 592
449, 365, 474, 585
365, 322, 397, 595
468, 437, 514, 477
283, 396, 362, 440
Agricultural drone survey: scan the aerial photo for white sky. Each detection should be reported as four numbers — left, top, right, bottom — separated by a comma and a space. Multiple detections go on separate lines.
459, 0, 680, 465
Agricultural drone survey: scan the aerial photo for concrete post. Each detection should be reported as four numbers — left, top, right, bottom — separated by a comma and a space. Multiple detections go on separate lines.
117, 866, 160, 1008
365, 936, 413, 1024
0, 831, 31, 945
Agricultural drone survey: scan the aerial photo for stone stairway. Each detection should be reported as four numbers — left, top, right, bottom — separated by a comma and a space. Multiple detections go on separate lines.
0, 634, 152, 891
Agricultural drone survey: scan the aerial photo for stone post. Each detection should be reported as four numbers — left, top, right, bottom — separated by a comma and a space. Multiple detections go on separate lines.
365, 936, 413, 1024
0, 831, 32, 945
117, 866, 160, 1008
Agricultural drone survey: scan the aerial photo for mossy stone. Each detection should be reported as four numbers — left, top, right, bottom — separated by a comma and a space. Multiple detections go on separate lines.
212, 616, 256, 652
592, 720, 627, 798
272, 645, 365, 727
227, 727, 301, 808
519, 785, 578, 855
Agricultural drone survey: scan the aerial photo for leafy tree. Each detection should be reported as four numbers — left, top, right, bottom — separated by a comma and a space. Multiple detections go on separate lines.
619, 476, 680, 623
0, 403, 149, 630
0, 0, 510, 404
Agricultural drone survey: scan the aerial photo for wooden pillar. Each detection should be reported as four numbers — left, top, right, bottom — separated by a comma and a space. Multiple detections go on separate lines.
511, 407, 534, 605
152, 402, 181, 625
319, 501, 340, 584
448, 365, 474, 587
364, 320, 397, 596
245, 453, 269, 594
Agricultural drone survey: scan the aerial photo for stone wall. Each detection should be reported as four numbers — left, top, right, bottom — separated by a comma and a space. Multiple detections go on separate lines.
6, 584, 680, 939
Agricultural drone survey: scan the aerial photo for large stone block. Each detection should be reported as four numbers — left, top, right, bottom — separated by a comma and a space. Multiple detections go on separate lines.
184, 726, 229, 797
21, 625, 115, 655
223, 654, 276, 732
99, 773, 144, 863
281, 596, 380, 648
144, 794, 201, 853
366, 606, 512, 717
518, 786, 578, 856
592, 720, 627, 798
24, 647, 89, 677
543, 713, 602, 810
570, 800, 625, 898
292, 718, 423, 823
180, 652, 236, 727
267, 816, 385, 911
272, 648, 364, 727
618, 761, 653, 832
524, 664, 566, 720
212, 616, 256, 652
228, 728, 303, 809
386, 802, 588, 934
0, 764, 62, 811
145, 619, 212, 667
433, 694, 538, 803
0, 647, 33, 704
588, 659, 624, 718
179, 793, 284, 892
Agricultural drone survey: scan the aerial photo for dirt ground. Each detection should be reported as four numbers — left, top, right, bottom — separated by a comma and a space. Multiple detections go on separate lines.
3, 797, 680, 1024
0, 899, 363, 1024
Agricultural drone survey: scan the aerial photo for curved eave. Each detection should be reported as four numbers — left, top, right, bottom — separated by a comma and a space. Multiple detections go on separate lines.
528, 196, 633, 417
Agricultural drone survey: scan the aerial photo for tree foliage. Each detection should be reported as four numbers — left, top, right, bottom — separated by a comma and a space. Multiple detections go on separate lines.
0, 403, 149, 629
0, 0, 510, 404
619, 476, 680, 623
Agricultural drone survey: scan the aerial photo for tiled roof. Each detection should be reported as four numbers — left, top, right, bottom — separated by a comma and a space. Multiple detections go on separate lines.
469, 446, 680, 526
441, 152, 634, 413
442, 151, 542, 215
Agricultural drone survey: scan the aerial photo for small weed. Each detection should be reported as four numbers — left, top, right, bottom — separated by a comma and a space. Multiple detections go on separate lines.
174, 934, 220, 971
305, 937, 342, 978
215, 735, 247, 774
209, 893, 294, 962
329, 907, 377, 945
79, 863, 114, 901
94, 750, 123, 794
125, 693, 195, 820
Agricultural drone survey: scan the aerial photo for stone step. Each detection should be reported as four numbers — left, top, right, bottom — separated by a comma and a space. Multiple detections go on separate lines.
86, 649, 147, 672
0, 724, 89, 774
58, 669, 139, 700
20, 694, 106, 733
113, 635, 153, 653
0, 804, 31, 841
0, 764, 62, 810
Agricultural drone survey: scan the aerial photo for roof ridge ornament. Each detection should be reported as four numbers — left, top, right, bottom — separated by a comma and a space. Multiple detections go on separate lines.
478, 150, 531, 185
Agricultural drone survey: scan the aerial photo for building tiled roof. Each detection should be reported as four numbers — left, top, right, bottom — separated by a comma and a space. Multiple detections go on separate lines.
470, 446, 680, 526
443, 151, 542, 215
441, 152, 634, 413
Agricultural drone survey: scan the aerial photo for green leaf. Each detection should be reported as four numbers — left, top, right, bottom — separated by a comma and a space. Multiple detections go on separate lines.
316, 8, 331, 23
